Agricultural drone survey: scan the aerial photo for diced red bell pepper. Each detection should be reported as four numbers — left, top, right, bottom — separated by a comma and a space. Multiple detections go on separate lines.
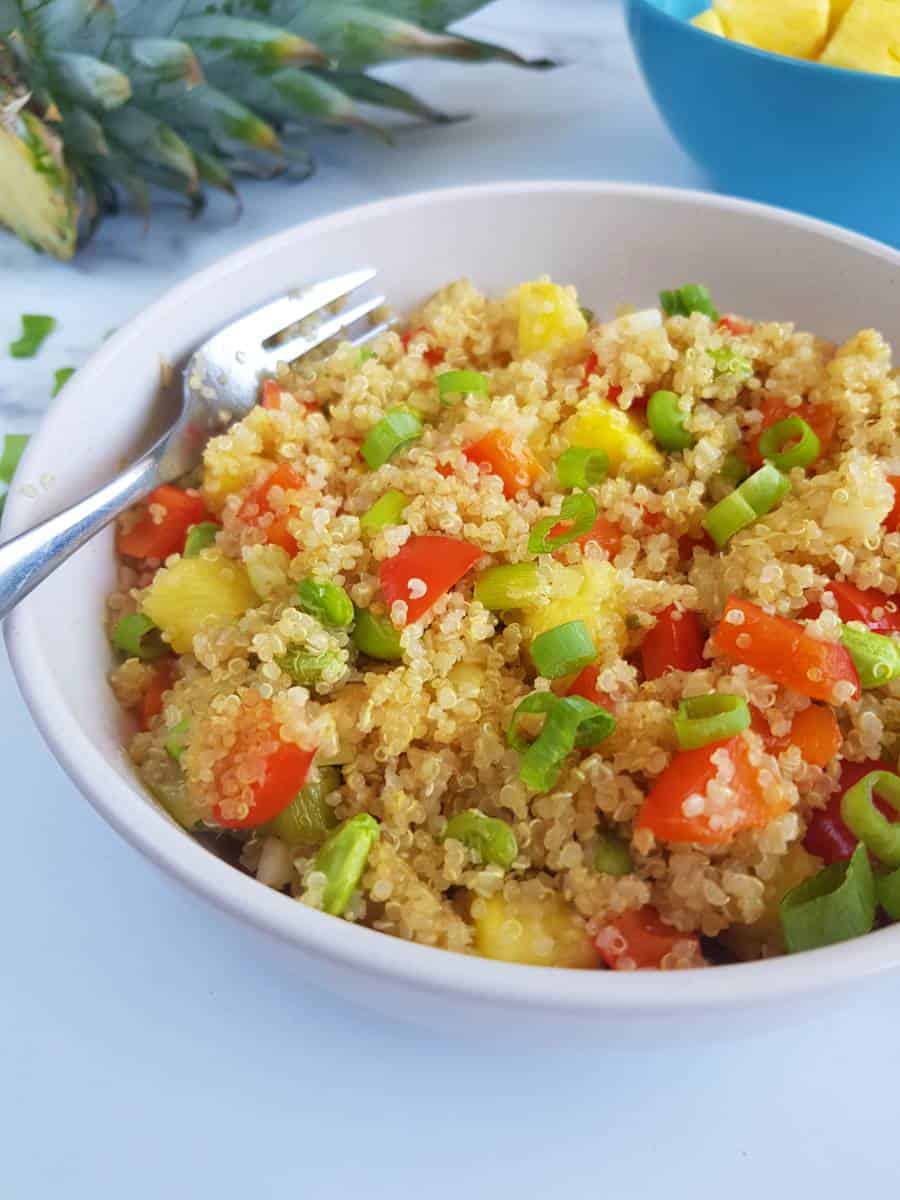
581, 351, 600, 392
566, 664, 612, 708
117, 486, 210, 561
213, 703, 315, 829
463, 430, 542, 498
712, 596, 860, 704
594, 906, 704, 970
717, 316, 753, 336
261, 378, 285, 409
138, 660, 175, 731
237, 463, 303, 555
803, 759, 896, 865
640, 605, 705, 680
885, 477, 900, 534
636, 735, 784, 845
746, 396, 836, 468
380, 534, 482, 624
551, 513, 623, 560
825, 581, 900, 634
784, 704, 842, 767
677, 529, 716, 563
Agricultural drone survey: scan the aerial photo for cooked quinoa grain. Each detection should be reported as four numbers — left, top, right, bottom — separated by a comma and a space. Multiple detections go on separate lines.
108, 278, 900, 971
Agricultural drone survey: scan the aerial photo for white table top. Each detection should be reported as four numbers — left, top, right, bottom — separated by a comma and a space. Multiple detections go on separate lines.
3, 2, 896, 1194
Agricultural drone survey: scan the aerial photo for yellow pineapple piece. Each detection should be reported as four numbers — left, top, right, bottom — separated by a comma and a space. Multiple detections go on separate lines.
474, 890, 597, 968
564, 401, 664, 482
820, 0, 900, 74
829, 0, 855, 32
517, 280, 588, 358
714, 0, 830, 58
521, 561, 625, 660
691, 8, 725, 34
142, 552, 257, 653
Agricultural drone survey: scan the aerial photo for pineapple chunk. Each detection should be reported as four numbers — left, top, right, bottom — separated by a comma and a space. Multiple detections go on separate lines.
714, 0, 829, 58
474, 891, 597, 968
517, 280, 588, 358
691, 8, 726, 35
820, 0, 900, 75
564, 400, 664, 482
142, 552, 257, 653
829, 0, 855, 31
522, 561, 625, 660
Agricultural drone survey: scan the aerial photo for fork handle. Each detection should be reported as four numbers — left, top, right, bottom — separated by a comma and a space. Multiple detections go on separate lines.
0, 454, 160, 621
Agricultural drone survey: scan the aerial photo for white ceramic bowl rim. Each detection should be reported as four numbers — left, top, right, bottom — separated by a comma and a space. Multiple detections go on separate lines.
8, 180, 900, 1015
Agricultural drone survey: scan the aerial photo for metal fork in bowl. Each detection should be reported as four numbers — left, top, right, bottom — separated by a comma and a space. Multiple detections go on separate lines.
0, 268, 388, 621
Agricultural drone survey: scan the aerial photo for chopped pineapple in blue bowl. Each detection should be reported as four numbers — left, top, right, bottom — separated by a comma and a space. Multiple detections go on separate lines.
626, 0, 900, 246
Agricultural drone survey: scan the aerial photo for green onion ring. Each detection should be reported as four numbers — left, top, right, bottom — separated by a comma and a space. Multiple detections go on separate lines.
183, 521, 219, 557
112, 612, 167, 661
528, 492, 598, 556
673, 694, 750, 750
436, 369, 488, 403
507, 692, 615, 792
473, 562, 541, 610
359, 490, 409, 532
841, 770, 900, 867
556, 447, 609, 489
758, 417, 820, 471
703, 462, 790, 548
647, 390, 694, 452
531, 620, 596, 680
361, 407, 423, 469
779, 843, 876, 953
877, 866, 900, 920
839, 624, 900, 690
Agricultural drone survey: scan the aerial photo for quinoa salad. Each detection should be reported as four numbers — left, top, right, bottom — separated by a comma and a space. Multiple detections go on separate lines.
108, 277, 900, 971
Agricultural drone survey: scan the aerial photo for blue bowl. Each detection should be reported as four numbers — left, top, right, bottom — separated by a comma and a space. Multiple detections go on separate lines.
626, 0, 900, 246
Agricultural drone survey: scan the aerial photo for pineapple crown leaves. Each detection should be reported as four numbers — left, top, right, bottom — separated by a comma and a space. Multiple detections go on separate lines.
0, 0, 557, 258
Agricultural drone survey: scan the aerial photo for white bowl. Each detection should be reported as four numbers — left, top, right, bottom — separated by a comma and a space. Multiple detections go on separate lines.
8, 182, 900, 1039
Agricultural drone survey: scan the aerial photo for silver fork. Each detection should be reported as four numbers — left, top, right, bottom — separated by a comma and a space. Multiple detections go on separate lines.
0, 268, 388, 620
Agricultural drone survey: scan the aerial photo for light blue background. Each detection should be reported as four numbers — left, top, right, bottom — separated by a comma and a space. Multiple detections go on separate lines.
3, 3, 897, 1196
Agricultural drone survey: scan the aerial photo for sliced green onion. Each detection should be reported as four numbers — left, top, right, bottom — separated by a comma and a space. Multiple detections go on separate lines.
164, 718, 190, 763
352, 608, 402, 661
312, 812, 380, 916
528, 492, 597, 556
52, 366, 75, 396
877, 865, 900, 920
758, 417, 820, 471
531, 620, 596, 680
708, 347, 751, 378
647, 390, 693, 452
9, 314, 55, 358
296, 577, 355, 628
703, 462, 790, 548
277, 646, 344, 685
594, 832, 633, 877
266, 766, 341, 846
780, 843, 876, 953
358, 346, 375, 363
508, 692, 615, 793
359, 490, 408, 532
183, 521, 218, 557
659, 284, 719, 321
673, 693, 750, 750
840, 624, 900, 690
111, 612, 167, 661
739, 461, 791, 516
361, 407, 423, 469
0, 433, 28, 484
556, 446, 609, 489
473, 562, 541, 611
841, 770, 900, 866
442, 809, 518, 869
721, 450, 750, 486
436, 369, 488, 404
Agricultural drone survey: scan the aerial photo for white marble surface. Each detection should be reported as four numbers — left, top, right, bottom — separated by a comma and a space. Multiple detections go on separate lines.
11, 4, 898, 1197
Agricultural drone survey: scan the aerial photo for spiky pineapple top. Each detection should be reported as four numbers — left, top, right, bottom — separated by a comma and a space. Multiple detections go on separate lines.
0, 0, 551, 259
